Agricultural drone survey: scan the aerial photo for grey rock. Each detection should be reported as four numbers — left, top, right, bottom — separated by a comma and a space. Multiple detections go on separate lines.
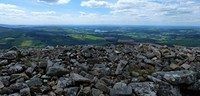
9, 83, 28, 91
115, 63, 123, 75
40, 85, 51, 93
188, 79, 200, 91
110, 82, 132, 96
83, 87, 91, 95
8, 64, 24, 74
8, 93, 21, 96
46, 64, 69, 76
95, 82, 110, 93
0, 60, 8, 66
26, 77, 43, 87
92, 88, 103, 96
57, 77, 72, 88
48, 91, 56, 96
152, 70, 197, 84
55, 88, 63, 95
0, 81, 4, 89
148, 75, 182, 96
10, 73, 29, 82
144, 59, 154, 65
128, 82, 158, 96
70, 73, 90, 83
2, 50, 18, 60
0, 87, 13, 94
25, 67, 35, 76
64, 87, 79, 96
93, 64, 111, 76
20, 87, 31, 96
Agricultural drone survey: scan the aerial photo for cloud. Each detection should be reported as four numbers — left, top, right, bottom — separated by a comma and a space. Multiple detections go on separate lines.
37, 0, 70, 4
81, 0, 111, 8
31, 11, 56, 15
0, 3, 26, 17
109, 0, 200, 17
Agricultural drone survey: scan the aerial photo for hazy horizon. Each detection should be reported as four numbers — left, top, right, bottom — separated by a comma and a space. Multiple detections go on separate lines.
0, 0, 200, 26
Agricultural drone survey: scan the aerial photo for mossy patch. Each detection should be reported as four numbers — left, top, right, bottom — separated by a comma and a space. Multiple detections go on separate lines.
21, 40, 33, 47
3, 37, 15, 41
129, 64, 156, 81
69, 34, 105, 40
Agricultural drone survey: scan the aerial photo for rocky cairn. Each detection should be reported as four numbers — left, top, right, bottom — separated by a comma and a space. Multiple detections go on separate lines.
0, 43, 200, 96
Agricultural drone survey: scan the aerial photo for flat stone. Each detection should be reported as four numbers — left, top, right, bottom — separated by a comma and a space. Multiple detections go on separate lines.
70, 73, 90, 83
9, 83, 28, 91
152, 70, 197, 84
46, 65, 69, 76
8, 93, 21, 96
169, 64, 179, 69
26, 77, 43, 87
128, 82, 158, 96
181, 64, 191, 70
110, 82, 132, 96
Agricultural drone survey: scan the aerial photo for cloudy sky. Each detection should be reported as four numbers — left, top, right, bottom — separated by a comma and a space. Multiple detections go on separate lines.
0, 0, 200, 25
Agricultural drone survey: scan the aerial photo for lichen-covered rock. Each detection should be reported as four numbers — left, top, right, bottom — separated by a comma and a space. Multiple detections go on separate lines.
0, 44, 200, 96
128, 82, 158, 96
148, 76, 182, 96
152, 70, 197, 84
57, 77, 72, 88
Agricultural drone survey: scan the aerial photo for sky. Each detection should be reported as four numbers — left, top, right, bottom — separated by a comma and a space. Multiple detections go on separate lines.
0, 0, 200, 26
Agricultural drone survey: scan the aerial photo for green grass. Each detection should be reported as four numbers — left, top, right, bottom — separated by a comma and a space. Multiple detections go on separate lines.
20, 40, 33, 47
3, 37, 15, 41
69, 34, 105, 40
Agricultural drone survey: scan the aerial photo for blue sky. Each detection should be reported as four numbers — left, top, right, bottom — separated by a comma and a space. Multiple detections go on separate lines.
0, 0, 200, 26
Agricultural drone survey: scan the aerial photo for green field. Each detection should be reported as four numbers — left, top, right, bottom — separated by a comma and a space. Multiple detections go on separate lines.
0, 25, 200, 49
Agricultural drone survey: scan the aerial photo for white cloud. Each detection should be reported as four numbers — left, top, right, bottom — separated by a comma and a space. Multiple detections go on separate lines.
37, 0, 70, 4
31, 11, 56, 15
0, 3, 26, 17
81, 0, 111, 8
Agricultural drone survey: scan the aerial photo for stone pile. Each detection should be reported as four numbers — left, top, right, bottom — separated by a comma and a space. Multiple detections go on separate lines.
0, 43, 200, 96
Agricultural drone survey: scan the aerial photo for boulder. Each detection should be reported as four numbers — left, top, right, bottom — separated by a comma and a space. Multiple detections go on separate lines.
152, 70, 197, 84
128, 82, 158, 96
0, 60, 8, 66
26, 77, 43, 87
46, 64, 69, 76
110, 82, 132, 96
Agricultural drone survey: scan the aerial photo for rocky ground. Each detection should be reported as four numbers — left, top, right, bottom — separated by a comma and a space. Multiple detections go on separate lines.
0, 43, 200, 96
